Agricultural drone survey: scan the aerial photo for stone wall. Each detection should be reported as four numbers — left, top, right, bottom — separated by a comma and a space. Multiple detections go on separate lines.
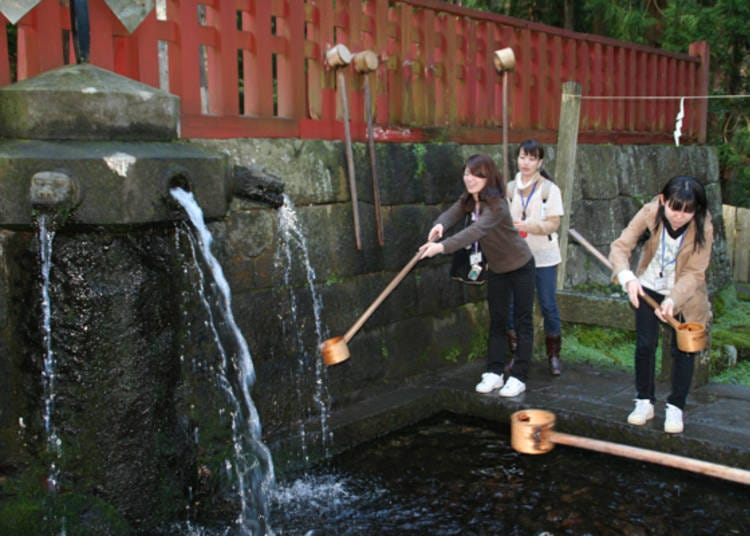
190, 139, 730, 436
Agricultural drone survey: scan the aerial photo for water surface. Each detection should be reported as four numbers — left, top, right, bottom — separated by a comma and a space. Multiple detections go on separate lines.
271, 414, 749, 535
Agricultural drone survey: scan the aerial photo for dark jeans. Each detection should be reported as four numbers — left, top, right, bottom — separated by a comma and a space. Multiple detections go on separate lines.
507, 264, 562, 335
486, 258, 535, 381
635, 287, 695, 410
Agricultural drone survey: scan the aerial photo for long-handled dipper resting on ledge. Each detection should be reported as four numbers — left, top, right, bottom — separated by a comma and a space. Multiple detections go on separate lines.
511, 409, 750, 485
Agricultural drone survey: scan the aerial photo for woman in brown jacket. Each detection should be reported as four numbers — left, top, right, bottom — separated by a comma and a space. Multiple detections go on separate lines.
609, 176, 713, 434
419, 153, 535, 398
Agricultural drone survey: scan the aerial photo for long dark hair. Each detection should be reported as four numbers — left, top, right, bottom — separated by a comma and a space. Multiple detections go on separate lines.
517, 139, 553, 182
656, 175, 708, 251
460, 153, 504, 212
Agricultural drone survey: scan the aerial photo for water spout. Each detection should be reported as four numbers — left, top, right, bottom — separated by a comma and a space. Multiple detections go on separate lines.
29, 170, 81, 229
232, 165, 285, 209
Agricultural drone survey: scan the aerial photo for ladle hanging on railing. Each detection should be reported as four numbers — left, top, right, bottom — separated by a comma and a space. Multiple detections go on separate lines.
511, 409, 750, 485
326, 44, 362, 250
568, 228, 706, 353
493, 48, 516, 183
353, 50, 384, 247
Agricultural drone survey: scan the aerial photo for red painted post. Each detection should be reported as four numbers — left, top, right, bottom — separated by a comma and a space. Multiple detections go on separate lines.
590, 42, 602, 129
626, 48, 637, 132
0, 16, 10, 86
371, 0, 389, 127
615, 46, 625, 130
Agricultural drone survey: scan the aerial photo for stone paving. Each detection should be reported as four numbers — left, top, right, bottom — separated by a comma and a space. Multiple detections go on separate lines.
323, 358, 750, 479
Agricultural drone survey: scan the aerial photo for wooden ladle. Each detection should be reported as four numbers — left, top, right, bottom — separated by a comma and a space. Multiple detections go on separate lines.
320, 248, 424, 365
511, 409, 750, 485
568, 228, 706, 353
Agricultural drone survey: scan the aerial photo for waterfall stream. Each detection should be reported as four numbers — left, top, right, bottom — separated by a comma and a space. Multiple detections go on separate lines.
275, 195, 332, 461
171, 187, 275, 535
38, 215, 61, 494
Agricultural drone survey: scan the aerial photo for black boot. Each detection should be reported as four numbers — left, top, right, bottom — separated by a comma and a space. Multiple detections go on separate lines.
546, 334, 562, 376
504, 330, 517, 378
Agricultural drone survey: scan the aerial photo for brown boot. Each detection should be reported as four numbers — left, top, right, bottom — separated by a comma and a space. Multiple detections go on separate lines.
504, 330, 517, 378
546, 334, 562, 376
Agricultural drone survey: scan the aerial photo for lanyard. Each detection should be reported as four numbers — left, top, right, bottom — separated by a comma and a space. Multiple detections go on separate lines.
519, 181, 538, 220
471, 204, 480, 253
660, 226, 685, 277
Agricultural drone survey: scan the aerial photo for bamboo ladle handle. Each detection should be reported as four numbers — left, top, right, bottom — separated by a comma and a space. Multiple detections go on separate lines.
338, 70, 362, 251
342, 249, 423, 343
548, 431, 750, 485
512, 410, 750, 485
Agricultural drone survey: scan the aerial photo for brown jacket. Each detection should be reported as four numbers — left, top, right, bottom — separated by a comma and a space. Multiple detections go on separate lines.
608, 198, 713, 324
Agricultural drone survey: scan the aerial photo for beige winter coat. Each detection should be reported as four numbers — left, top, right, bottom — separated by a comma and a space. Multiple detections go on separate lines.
608, 198, 713, 324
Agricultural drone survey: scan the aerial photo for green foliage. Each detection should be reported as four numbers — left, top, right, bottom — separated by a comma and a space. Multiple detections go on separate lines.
468, 325, 488, 361
413, 144, 428, 177
560, 322, 643, 371
443, 324, 487, 363
717, 126, 750, 207
443, 346, 462, 363
709, 285, 750, 375
712, 360, 750, 385
455, 0, 750, 208
581, 0, 657, 44
0, 484, 130, 536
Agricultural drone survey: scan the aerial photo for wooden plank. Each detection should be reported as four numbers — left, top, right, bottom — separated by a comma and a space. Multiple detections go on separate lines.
689, 41, 709, 144
724, 205, 737, 272
555, 81, 582, 290
735, 206, 750, 283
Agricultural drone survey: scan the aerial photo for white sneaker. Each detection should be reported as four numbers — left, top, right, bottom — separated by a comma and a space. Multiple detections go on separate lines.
475, 372, 504, 393
664, 403, 684, 434
498, 376, 526, 397
627, 399, 654, 425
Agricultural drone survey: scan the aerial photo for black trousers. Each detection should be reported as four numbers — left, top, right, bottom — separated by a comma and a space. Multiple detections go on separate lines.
635, 287, 695, 410
486, 258, 535, 381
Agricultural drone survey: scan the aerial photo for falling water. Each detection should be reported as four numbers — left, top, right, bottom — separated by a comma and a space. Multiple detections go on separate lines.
38, 215, 61, 492
275, 195, 332, 461
171, 187, 275, 535
37, 215, 66, 535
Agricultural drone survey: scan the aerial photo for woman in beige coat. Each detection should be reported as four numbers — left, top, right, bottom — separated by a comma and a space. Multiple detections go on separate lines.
609, 176, 712, 434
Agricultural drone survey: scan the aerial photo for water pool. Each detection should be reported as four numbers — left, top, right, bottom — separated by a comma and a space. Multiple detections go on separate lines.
270, 414, 749, 535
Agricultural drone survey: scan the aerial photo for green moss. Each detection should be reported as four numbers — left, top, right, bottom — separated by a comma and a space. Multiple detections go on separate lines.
413, 144, 427, 177
709, 285, 750, 384
467, 326, 487, 362
0, 501, 43, 535
559, 285, 750, 387
712, 359, 750, 385
0, 489, 131, 535
443, 346, 461, 363
570, 281, 624, 297
381, 334, 389, 359
560, 322, 651, 371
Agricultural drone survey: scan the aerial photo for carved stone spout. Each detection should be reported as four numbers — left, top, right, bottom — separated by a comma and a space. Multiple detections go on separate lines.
231, 165, 285, 208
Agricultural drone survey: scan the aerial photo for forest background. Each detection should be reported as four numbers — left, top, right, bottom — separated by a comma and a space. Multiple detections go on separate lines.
453, 0, 750, 207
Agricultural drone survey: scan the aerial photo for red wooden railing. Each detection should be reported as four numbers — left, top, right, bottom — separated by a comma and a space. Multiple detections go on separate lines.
0, 0, 709, 144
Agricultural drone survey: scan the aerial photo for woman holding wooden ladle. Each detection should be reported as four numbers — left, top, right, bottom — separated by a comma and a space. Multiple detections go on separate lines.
609, 175, 713, 434
419, 153, 536, 398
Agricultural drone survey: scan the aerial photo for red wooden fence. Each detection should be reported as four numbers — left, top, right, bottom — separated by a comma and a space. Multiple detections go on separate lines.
0, 0, 709, 144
